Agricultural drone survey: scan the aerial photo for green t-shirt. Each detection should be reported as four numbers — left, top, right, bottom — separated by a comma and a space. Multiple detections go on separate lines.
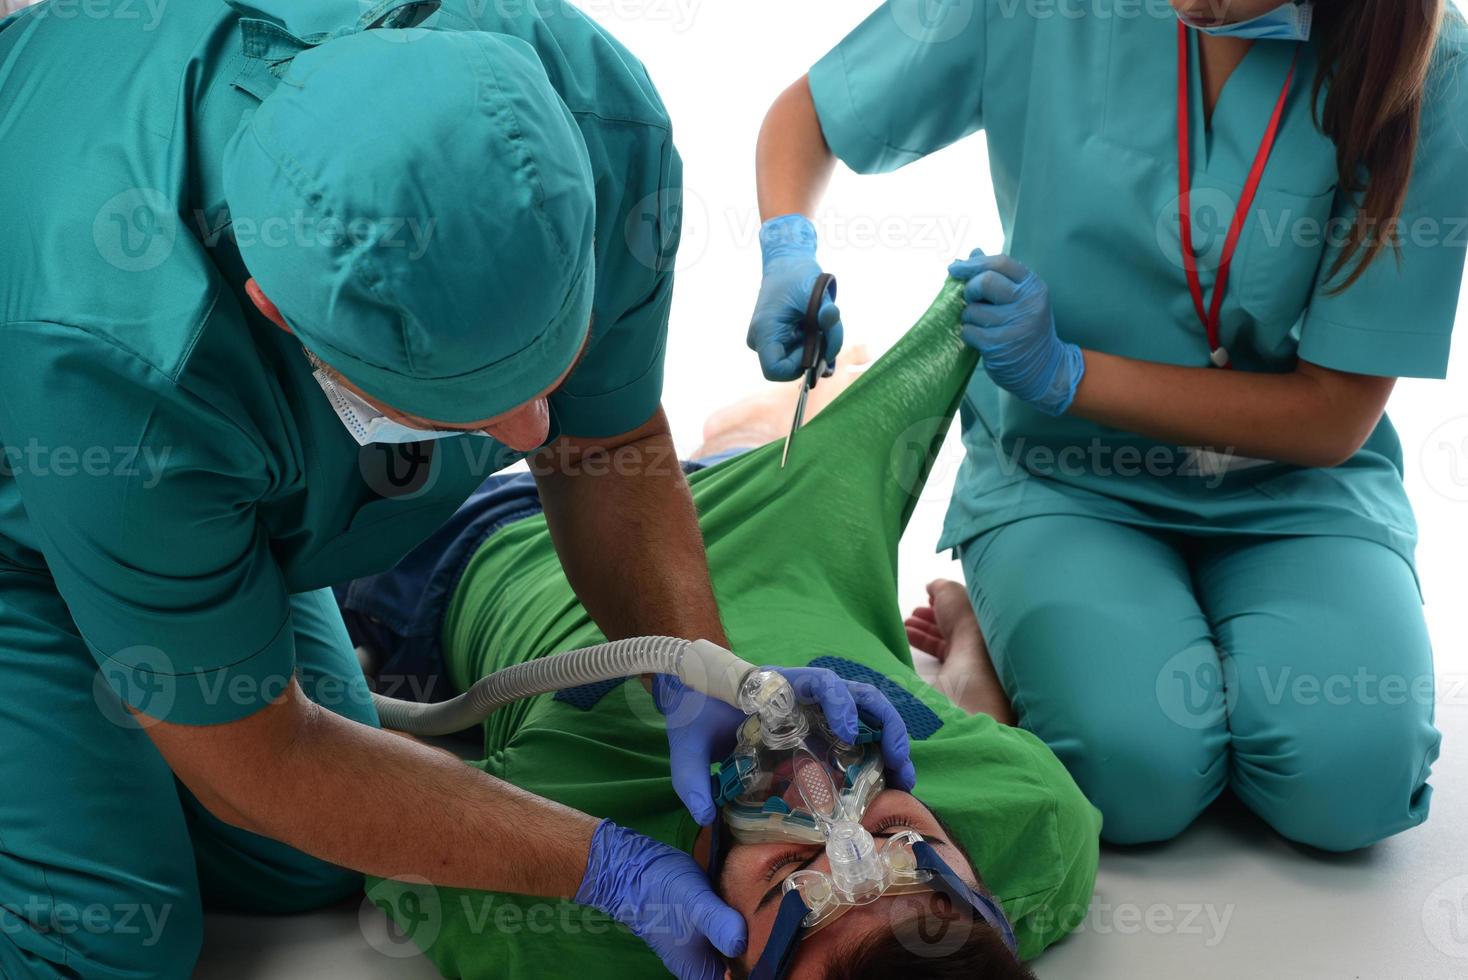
367, 283, 1101, 977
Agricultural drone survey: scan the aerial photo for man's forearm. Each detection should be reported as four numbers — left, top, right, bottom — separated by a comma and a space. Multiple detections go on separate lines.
153, 684, 598, 897
534, 409, 728, 646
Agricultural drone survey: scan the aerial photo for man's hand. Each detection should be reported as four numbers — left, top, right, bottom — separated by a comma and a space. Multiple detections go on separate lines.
575, 820, 746, 980
653, 666, 917, 825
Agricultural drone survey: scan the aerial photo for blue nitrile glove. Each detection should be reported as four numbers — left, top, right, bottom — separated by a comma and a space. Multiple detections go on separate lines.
575, 819, 746, 980
948, 249, 1085, 416
748, 214, 843, 380
652, 666, 917, 826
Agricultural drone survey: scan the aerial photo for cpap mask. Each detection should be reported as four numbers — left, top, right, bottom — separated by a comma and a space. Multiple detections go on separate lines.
709, 698, 1019, 978
714, 699, 887, 845
1177, 1, 1313, 42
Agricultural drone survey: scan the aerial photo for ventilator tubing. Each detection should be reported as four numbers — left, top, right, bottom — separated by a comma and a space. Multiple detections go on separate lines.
370, 636, 764, 736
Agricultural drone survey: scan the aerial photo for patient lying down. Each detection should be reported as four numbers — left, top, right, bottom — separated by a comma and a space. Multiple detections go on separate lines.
342, 284, 1100, 978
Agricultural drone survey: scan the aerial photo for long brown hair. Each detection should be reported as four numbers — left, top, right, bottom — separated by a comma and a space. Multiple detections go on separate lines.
1312, 0, 1451, 291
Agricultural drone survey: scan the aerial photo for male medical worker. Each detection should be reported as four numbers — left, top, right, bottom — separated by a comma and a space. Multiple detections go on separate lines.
0, 2, 916, 978
750, 0, 1467, 854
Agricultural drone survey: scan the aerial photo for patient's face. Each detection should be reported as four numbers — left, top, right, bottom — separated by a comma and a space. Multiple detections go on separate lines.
717, 790, 983, 977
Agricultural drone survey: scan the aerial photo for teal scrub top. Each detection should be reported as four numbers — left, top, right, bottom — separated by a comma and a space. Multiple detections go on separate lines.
0, 0, 680, 724
809, 1, 1468, 566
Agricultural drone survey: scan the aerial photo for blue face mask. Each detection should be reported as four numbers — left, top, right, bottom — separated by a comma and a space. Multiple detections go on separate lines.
1178, 1, 1314, 42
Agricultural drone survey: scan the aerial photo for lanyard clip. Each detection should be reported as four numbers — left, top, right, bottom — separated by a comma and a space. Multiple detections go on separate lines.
1210, 346, 1231, 369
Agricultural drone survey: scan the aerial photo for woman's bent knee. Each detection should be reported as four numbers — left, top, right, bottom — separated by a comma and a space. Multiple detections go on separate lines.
1236, 705, 1440, 852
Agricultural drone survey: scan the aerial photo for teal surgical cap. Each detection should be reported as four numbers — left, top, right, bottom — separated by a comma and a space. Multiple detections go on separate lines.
223, 27, 596, 424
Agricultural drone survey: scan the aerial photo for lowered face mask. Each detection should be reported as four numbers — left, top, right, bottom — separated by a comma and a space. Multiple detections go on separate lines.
1178, 1, 1313, 41
311, 368, 490, 447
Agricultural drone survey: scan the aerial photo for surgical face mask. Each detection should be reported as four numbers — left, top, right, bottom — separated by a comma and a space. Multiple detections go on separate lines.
1177, 1, 1313, 41
311, 368, 491, 447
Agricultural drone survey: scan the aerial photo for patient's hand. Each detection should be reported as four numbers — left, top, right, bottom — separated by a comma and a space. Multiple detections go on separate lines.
906, 580, 1016, 725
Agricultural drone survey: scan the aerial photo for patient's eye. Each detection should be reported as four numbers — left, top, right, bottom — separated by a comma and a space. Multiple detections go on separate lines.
765, 849, 808, 882
872, 814, 922, 834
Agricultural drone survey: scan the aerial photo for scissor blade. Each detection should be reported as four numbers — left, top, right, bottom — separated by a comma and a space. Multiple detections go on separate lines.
779, 384, 811, 469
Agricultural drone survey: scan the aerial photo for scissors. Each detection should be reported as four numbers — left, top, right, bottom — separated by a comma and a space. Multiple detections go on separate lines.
780, 272, 837, 469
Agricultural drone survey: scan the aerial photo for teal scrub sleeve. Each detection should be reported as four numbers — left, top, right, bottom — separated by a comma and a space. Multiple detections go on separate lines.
0, 323, 293, 726
549, 272, 671, 438
548, 137, 680, 439
807, 0, 988, 174
1297, 40, 1468, 379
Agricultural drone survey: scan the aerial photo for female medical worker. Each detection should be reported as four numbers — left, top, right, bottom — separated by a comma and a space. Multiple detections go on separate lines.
750, 0, 1468, 851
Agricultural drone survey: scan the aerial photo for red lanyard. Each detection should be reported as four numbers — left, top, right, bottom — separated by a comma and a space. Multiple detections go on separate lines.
1176, 21, 1299, 368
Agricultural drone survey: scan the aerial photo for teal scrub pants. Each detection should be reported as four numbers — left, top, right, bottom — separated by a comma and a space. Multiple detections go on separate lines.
0, 571, 378, 979
960, 516, 1440, 852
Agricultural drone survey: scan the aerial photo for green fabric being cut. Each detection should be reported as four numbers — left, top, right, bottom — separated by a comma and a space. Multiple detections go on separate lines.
366, 281, 1101, 977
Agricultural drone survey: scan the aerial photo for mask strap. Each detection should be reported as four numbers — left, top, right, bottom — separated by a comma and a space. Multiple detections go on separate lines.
750, 889, 810, 980
912, 841, 1019, 955
704, 776, 729, 883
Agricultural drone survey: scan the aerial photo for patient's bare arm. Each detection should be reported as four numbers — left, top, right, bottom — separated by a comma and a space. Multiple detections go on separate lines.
906, 581, 1016, 725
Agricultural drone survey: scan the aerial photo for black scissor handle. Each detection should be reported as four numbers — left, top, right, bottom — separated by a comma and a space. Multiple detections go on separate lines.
800, 272, 837, 389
